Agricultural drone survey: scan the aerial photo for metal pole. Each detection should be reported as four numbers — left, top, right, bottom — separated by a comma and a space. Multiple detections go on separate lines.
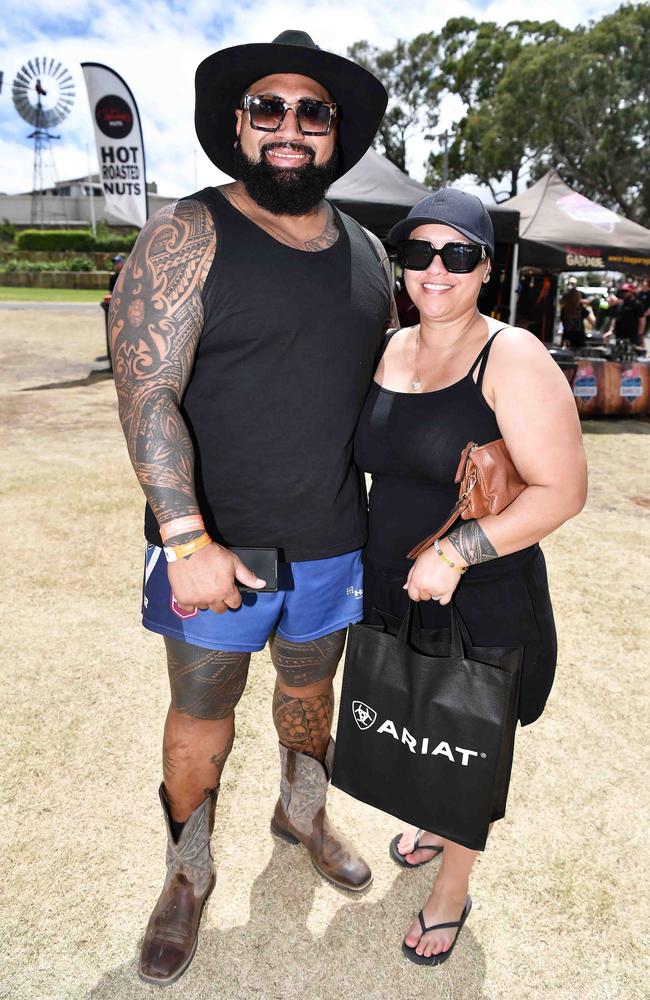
86, 143, 96, 237
441, 130, 449, 187
508, 241, 520, 325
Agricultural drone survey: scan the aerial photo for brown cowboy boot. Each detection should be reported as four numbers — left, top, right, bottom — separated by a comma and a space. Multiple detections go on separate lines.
138, 784, 218, 985
271, 738, 372, 892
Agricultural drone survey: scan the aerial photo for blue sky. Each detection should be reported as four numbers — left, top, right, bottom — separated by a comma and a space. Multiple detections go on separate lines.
0, 0, 624, 199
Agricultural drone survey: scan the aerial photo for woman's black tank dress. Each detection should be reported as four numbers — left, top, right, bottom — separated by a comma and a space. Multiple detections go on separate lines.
354, 329, 557, 726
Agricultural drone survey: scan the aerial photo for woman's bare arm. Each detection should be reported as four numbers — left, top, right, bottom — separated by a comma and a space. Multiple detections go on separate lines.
446, 328, 587, 565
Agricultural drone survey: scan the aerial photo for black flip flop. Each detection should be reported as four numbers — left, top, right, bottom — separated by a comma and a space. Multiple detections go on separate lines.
402, 896, 472, 967
389, 829, 444, 869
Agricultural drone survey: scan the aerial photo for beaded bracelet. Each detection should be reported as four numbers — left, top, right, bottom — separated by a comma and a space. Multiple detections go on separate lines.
434, 537, 467, 575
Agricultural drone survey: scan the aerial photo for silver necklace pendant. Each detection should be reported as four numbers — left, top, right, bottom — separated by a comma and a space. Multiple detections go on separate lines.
412, 329, 422, 391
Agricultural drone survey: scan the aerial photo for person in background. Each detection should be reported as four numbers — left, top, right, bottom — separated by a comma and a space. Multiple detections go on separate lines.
609, 283, 645, 345
98, 255, 127, 370
637, 278, 650, 339
561, 275, 578, 299
560, 287, 594, 350
109, 254, 125, 293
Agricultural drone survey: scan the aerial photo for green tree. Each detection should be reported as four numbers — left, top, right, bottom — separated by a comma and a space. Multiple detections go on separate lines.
526, 3, 650, 225
428, 18, 567, 199
348, 35, 440, 173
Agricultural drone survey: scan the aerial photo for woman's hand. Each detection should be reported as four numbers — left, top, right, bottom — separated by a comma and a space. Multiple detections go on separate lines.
403, 539, 465, 606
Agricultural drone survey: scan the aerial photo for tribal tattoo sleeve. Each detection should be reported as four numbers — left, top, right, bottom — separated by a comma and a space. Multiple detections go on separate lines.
446, 520, 498, 565
109, 199, 216, 536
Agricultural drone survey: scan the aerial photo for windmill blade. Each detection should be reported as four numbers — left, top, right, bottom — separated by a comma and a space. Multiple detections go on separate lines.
12, 58, 76, 126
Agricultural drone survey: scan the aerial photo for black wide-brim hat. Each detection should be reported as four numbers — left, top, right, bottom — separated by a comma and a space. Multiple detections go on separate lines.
195, 29, 388, 180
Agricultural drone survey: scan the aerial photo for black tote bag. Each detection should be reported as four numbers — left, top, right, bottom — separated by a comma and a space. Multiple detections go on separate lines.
331, 603, 522, 851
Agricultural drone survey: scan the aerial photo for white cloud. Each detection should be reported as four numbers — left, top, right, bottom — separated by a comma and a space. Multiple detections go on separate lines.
0, 0, 624, 203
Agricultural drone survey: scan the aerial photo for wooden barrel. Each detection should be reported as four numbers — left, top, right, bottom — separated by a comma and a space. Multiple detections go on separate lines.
642, 359, 650, 416
617, 360, 650, 417
600, 361, 623, 416
572, 358, 607, 417
574, 358, 650, 417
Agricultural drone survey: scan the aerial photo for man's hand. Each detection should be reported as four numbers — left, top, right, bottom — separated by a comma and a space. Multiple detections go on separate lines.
168, 543, 266, 614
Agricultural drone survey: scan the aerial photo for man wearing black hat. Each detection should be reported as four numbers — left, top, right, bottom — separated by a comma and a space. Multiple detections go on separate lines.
109, 31, 392, 984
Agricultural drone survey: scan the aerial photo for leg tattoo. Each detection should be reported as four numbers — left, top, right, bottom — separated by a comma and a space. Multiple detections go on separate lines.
163, 709, 235, 819
272, 686, 334, 762
162, 639, 249, 817
208, 726, 235, 785
270, 631, 344, 761
269, 629, 346, 688
165, 637, 251, 719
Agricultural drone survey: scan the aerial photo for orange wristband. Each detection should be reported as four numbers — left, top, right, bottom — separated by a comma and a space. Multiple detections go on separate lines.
163, 532, 212, 563
160, 515, 205, 544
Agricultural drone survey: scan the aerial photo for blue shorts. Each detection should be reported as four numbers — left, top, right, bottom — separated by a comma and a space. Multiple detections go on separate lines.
142, 546, 364, 652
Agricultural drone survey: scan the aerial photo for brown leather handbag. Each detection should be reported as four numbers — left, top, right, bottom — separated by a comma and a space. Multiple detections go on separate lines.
407, 439, 526, 559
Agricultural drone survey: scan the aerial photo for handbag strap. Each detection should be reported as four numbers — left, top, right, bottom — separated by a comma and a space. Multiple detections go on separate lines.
406, 499, 469, 559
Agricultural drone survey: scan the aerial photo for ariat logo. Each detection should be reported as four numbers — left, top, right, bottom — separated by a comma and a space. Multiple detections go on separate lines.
350, 703, 486, 765
353, 701, 377, 730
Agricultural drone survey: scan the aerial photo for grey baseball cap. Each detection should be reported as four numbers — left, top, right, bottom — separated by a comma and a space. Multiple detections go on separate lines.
388, 188, 495, 257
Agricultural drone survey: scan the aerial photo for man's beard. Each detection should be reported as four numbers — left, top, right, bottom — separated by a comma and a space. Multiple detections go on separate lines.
233, 141, 339, 216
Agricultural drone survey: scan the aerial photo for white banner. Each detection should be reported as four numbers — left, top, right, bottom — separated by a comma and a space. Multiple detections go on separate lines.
81, 62, 148, 227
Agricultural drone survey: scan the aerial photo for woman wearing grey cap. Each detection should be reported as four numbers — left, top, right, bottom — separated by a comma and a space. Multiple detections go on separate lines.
354, 188, 587, 966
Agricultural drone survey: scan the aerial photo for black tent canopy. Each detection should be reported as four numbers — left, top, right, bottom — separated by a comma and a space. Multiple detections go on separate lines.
328, 149, 519, 244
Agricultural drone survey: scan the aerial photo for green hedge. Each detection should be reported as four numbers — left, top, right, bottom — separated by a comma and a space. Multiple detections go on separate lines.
1, 256, 96, 273
15, 229, 138, 252
0, 219, 16, 245
94, 234, 137, 252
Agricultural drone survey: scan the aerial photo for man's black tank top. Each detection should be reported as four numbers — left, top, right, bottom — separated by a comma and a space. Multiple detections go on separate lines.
354, 328, 537, 577
144, 188, 390, 561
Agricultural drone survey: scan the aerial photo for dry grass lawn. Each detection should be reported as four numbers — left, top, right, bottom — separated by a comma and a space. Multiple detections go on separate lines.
1, 304, 648, 1000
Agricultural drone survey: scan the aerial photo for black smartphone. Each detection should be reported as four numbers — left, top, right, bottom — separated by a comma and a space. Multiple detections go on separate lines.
230, 547, 279, 593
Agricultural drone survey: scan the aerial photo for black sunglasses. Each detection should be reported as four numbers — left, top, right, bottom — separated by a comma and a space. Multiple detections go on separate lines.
241, 94, 338, 136
397, 239, 487, 273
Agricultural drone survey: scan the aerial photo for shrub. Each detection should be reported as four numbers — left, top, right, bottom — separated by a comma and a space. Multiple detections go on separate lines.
15, 229, 138, 253
16, 229, 95, 252
0, 219, 16, 245
93, 233, 138, 252
0, 256, 96, 273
